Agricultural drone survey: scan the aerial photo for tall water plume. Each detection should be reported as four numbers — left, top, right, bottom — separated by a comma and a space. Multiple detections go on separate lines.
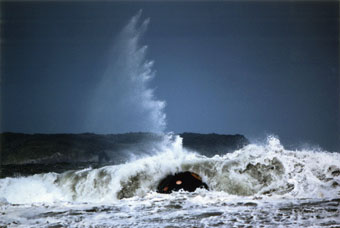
86, 11, 166, 133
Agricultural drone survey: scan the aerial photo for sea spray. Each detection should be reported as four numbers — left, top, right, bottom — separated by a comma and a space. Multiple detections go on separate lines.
87, 10, 166, 133
0, 136, 339, 204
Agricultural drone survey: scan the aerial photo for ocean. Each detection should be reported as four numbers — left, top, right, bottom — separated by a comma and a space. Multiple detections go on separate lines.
0, 135, 339, 227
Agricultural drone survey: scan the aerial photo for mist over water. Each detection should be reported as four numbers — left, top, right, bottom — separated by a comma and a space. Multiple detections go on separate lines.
86, 11, 166, 133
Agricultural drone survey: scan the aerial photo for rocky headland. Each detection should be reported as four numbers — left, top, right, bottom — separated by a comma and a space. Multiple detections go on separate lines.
0, 132, 248, 177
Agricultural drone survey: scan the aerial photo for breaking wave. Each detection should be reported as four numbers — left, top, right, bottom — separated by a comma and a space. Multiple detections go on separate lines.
0, 135, 339, 204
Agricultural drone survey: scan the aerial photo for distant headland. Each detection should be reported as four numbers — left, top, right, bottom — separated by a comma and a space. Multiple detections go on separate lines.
0, 132, 248, 177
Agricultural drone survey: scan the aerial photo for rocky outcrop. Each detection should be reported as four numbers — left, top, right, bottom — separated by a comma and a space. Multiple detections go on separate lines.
180, 132, 249, 156
157, 171, 209, 193
0, 132, 164, 165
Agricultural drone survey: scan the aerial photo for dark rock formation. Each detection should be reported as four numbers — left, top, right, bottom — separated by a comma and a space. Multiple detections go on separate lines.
157, 171, 208, 193
0, 132, 165, 165
180, 132, 249, 156
0, 132, 248, 177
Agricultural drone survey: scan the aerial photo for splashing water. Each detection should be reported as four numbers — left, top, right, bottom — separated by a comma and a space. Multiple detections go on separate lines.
87, 10, 166, 133
0, 136, 340, 227
1, 11, 340, 227
0, 135, 339, 204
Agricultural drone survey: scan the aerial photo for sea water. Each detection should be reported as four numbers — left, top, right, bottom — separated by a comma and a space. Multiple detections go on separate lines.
1, 135, 339, 227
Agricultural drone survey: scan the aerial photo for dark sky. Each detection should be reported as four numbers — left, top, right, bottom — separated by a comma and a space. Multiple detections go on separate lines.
1, 1, 339, 151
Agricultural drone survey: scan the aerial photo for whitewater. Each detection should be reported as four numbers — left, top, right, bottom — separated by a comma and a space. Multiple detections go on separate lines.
0, 135, 339, 227
1, 11, 339, 227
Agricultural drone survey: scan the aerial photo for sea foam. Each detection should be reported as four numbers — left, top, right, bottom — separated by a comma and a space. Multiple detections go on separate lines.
0, 135, 339, 204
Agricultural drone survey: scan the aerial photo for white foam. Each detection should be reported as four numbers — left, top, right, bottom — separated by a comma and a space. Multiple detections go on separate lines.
0, 135, 339, 204
0, 173, 65, 204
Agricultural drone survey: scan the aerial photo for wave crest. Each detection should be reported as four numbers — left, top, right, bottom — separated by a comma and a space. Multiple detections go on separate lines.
0, 136, 339, 204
